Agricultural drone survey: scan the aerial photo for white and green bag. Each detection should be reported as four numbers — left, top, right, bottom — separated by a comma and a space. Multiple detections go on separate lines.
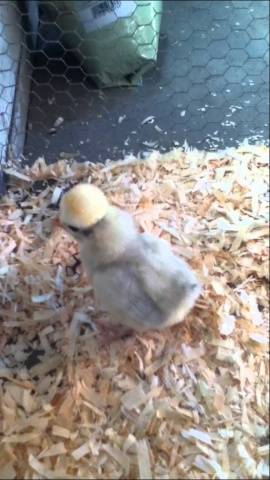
44, 0, 163, 87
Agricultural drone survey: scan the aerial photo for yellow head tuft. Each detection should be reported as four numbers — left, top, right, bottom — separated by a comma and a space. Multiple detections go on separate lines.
59, 183, 109, 229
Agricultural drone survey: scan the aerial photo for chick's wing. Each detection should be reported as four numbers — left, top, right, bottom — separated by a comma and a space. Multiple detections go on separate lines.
135, 233, 200, 312
93, 261, 166, 330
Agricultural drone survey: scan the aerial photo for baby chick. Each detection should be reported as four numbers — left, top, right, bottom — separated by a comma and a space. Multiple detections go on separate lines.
59, 183, 201, 331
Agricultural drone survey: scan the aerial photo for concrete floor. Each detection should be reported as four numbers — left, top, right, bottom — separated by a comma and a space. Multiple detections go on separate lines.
24, 0, 269, 164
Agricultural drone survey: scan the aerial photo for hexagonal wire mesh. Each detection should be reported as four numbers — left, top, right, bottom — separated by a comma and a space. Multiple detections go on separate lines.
0, 0, 269, 182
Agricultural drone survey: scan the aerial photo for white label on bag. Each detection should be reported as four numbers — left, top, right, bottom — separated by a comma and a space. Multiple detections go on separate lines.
79, 1, 137, 33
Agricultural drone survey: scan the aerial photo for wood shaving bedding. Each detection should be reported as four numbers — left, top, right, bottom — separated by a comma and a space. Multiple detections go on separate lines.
0, 145, 269, 479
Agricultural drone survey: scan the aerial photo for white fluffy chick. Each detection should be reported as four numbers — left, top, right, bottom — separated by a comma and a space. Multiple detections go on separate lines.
59, 183, 201, 331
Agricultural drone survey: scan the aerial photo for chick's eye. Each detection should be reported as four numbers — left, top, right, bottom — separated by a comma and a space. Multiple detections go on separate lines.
68, 225, 79, 233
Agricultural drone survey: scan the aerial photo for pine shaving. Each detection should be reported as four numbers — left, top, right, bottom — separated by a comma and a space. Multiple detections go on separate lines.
0, 145, 269, 479
137, 440, 152, 479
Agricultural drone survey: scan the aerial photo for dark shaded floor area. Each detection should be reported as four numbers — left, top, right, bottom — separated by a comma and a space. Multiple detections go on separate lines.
24, 0, 269, 164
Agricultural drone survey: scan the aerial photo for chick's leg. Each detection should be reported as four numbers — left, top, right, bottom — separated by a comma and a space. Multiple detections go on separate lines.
95, 317, 134, 344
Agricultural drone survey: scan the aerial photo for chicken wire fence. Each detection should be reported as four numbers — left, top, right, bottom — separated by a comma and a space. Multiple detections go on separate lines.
0, 0, 269, 180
